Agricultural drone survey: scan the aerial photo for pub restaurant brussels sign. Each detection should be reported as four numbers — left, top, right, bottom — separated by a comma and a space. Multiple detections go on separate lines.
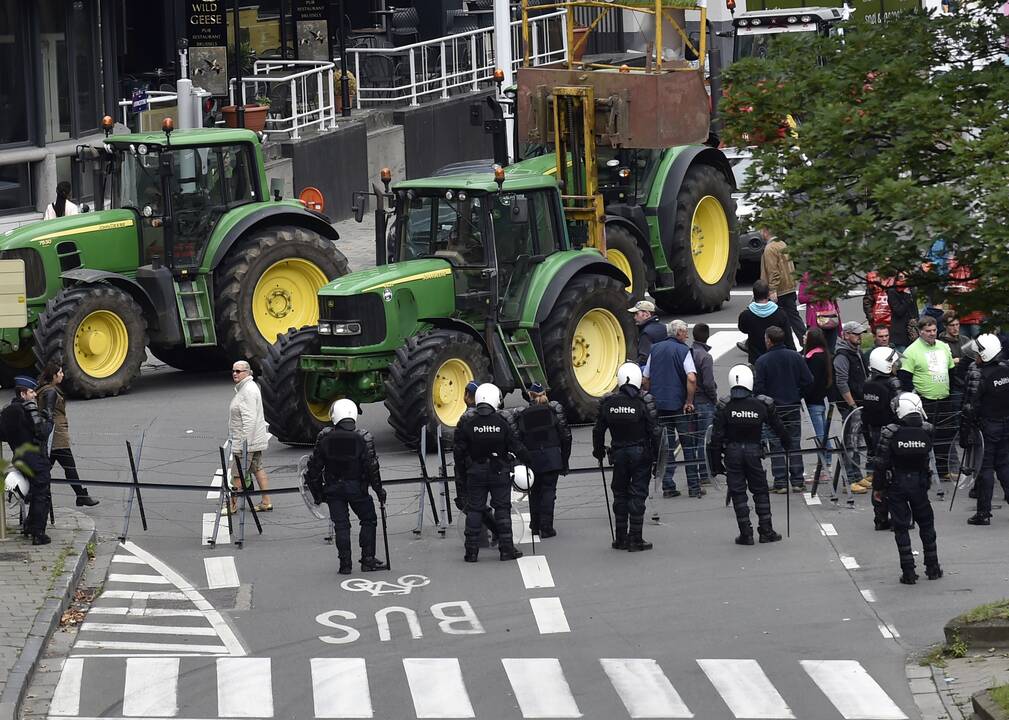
188, 1, 228, 95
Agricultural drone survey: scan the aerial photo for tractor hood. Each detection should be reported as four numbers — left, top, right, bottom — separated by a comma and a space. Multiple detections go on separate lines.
319, 258, 454, 297
0, 209, 136, 252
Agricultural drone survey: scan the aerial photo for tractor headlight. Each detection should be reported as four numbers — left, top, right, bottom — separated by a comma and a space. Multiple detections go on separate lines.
332, 322, 362, 336
318, 321, 332, 335
137, 144, 148, 156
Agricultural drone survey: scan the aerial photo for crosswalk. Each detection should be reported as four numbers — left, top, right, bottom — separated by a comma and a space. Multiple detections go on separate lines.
48, 655, 908, 719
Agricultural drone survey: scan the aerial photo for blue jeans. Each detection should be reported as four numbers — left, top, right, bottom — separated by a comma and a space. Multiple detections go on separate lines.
659, 410, 700, 493
689, 402, 716, 485
806, 401, 832, 468
766, 404, 804, 488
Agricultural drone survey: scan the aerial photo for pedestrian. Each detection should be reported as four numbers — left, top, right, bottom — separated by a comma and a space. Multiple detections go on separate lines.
832, 320, 870, 490
643, 319, 698, 498
801, 328, 834, 486
460, 380, 499, 547
509, 382, 571, 538
690, 323, 718, 487
593, 362, 661, 552
886, 276, 918, 352
454, 383, 530, 563
304, 399, 388, 574
948, 258, 984, 339
37, 361, 98, 507
759, 228, 806, 342
862, 347, 903, 530
628, 300, 667, 366
960, 334, 1009, 526
42, 181, 79, 221
0, 376, 54, 544
864, 325, 892, 365
797, 272, 841, 351
754, 325, 813, 492
709, 364, 789, 545
228, 360, 272, 514
898, 316, 955, 481
940, 313, 970, 410
737, 279, 795, 364
863, 271, 892, 333
872, 392, 942, 585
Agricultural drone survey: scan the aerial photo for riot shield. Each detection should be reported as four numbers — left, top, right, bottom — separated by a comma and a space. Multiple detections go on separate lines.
298, 454, 327, 520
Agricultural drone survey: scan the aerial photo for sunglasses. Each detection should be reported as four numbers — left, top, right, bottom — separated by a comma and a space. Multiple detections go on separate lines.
232, 369, 246, 374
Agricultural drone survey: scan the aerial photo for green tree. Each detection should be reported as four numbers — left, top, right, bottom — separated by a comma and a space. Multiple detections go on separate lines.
722, 2, 1009, 325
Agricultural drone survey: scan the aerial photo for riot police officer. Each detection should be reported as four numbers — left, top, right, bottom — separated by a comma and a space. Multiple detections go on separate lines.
509, 383, 571, 538
960, 334, 1009, 526
305, 399, 388, 575
709, 365, 789, 545
459, 380, 499, 547
592, 362, 661, 551
862, 347, 903, 531
873, 392, 942, 584
0, 376, 54, 545
454, 383, 531, 563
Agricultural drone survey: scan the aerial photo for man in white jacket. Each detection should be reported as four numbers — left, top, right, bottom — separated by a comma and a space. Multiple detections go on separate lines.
229, 360, 273, 512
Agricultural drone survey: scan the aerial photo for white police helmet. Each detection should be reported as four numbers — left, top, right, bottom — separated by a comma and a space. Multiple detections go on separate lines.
617, 362, 642, 389
895, 392, 926, 420
869, 346, 901, 375
3, 467, 29, 506
330, 398, 359, 425
728, 364, 754, 391
511, 464, 535, 491
475, 383, 502, 409
974, 333, 1003, 363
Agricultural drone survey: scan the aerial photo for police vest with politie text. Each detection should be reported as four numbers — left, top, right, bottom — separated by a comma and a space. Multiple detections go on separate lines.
597, 389, 658, 452
718, 395, 785, 444
875, 420, 934, 493
862, 375, 902, 428
965, 361, 1009, 421
306, 424, 382, 498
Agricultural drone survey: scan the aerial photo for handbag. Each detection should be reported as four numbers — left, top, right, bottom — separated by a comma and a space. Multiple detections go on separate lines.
813, 301, 839, 329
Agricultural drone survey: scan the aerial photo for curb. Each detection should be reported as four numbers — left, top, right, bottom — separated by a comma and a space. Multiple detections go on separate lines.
946, 618, 1009, 649
973, 689, 1009, 720
0, 521, 96, 720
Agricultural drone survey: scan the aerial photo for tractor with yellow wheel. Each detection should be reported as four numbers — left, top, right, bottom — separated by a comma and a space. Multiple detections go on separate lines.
0, 120, 347, 397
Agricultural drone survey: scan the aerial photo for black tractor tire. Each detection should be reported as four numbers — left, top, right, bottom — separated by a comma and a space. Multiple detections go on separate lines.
541, 274, 636, 424
604, 223, 647, 302
215, 226, 348, 370
385, 329, 491, 449
261, 326, 330, 445
652, 164, 738, 314
34, 285, 148, 399
149, 345, 227, 373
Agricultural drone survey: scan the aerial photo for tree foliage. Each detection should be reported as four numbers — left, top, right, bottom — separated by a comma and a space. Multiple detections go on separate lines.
722, 1, 1009, 324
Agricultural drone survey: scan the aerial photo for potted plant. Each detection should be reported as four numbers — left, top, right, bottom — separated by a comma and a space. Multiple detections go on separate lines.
223, 95, 270, 132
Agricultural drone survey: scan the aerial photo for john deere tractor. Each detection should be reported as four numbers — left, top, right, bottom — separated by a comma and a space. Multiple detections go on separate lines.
0, 119, 347, 397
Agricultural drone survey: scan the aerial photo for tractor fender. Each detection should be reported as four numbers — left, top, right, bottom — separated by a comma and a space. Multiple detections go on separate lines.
207, 205, 340, 270
603, 211, 653, 272
59, 269, 159, 326
653, 146, 735, 246
533, 254, 629, 325
426, 317, 488, 354
427, 317, 516, 391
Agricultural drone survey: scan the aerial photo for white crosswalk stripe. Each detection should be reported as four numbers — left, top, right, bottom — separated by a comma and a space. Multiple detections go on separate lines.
46, 656, 909, 720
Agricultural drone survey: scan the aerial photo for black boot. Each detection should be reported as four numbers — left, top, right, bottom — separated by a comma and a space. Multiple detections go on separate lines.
926, 565, 943, 580
499, 546, 523, 561
736, 522, 754, 546
464, 549, 479, 563
968, 485, 978, 499
32, 533, 51, 546
874, 518, 892, 531
338, 559, 353, 575
76, 495, 99, 507
967, 513, 991, 526
360, 557, 387, 572
611, 530, 628, 550
899, 569, 918, 585
758, 525, 782, 543
612, 516, 629, 550
626, 534, 653, 552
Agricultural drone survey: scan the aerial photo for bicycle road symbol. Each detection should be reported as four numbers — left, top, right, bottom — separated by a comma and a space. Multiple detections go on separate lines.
341, 574, 431, 597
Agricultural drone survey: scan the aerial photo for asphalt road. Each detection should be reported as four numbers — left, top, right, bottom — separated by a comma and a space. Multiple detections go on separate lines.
27, 238, 1009, 720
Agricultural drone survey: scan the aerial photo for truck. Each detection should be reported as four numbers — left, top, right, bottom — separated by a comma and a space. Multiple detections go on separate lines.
0, 119, 348, 397
262, 0, 740, 447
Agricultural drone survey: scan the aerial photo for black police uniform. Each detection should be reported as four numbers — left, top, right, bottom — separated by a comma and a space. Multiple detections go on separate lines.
0, 394, 54, 543
454, 403, 532, 562
960, 359, 1009, 523
861, 372, 902, 530
592, 385, 661, 551
709, 391, 789, 544
873, 413, 941, 584
509, 400, 572, 538
305, 419, 388, 574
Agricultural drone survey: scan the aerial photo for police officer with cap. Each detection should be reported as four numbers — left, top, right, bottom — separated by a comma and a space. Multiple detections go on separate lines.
960, 334, 1009, 526
873, 392, 942, 584
709, 365, 789, 545
509, 382, 571, 538
862, 346, 903, 530
305, 399, 388, 575
593, 362, 661, 551
454, 383, 532, 563
0, 376, 54, 544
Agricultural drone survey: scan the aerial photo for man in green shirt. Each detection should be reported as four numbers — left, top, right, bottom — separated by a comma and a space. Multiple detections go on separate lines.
899, 316, 955, 478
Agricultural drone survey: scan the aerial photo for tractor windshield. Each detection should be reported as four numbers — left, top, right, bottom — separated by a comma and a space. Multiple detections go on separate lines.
118, 150, 163, 214
398, 195, 487, 267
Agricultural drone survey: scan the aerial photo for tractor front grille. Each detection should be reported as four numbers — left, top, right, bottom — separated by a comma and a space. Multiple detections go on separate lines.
0, 248, 45, 298
319, 294, 386, 348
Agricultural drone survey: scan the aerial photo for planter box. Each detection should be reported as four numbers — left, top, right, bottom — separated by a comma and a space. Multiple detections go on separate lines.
222, 105, 269, 133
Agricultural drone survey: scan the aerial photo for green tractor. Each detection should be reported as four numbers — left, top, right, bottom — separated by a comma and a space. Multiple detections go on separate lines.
0, 119, 348, 396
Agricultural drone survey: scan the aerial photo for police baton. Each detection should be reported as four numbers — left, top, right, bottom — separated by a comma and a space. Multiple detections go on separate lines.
380, 501, 391, 571
598, 459, 615, 542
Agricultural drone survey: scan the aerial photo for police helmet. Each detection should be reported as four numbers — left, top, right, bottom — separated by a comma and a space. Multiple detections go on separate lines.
617, 362, 642, 389
475, 383, 502, 409
330, 398, 359, 425
728, 364, 754, 395
511, 464, 535, 491
895, 392, 926, 420
869, 346, 901, 375
3, 467, 28, 505
974, 333, 1003, 363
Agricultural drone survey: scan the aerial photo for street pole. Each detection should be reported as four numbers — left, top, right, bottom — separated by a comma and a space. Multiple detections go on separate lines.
338, 0, 351, 116
232, 0, 245, 128
280, 0, 289, 60
493, 0, 515, 161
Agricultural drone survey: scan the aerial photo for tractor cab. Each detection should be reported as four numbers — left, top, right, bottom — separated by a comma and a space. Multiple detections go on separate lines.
731, 7, 843, 61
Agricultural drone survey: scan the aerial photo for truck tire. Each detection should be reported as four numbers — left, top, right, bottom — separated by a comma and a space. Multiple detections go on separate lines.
385, 329, 491, 449
34, 285, 148, 399
215, 226, 348, 370
149, 346, 226, 373
604, 223, 646, 301
541, 274, 635, 423
653, 164, 738, 314
261, 326, 331, 445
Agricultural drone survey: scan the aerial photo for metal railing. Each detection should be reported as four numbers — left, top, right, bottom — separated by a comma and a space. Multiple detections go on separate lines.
231, 59, 337, 140
344, 10, 567, 108
118, 91, 178, 129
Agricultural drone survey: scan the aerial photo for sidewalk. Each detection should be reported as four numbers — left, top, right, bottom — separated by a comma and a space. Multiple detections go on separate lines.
0, 506, 95, 720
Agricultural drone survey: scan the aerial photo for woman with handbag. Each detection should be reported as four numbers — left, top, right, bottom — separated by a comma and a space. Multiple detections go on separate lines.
798, 273, 841, 351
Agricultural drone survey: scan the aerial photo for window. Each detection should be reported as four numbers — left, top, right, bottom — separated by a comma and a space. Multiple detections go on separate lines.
532, 192, 561, 254
70, 0, 99, 134
0, 1, 30, 146
0, 163, 32, 213
399, 196, 487, 267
